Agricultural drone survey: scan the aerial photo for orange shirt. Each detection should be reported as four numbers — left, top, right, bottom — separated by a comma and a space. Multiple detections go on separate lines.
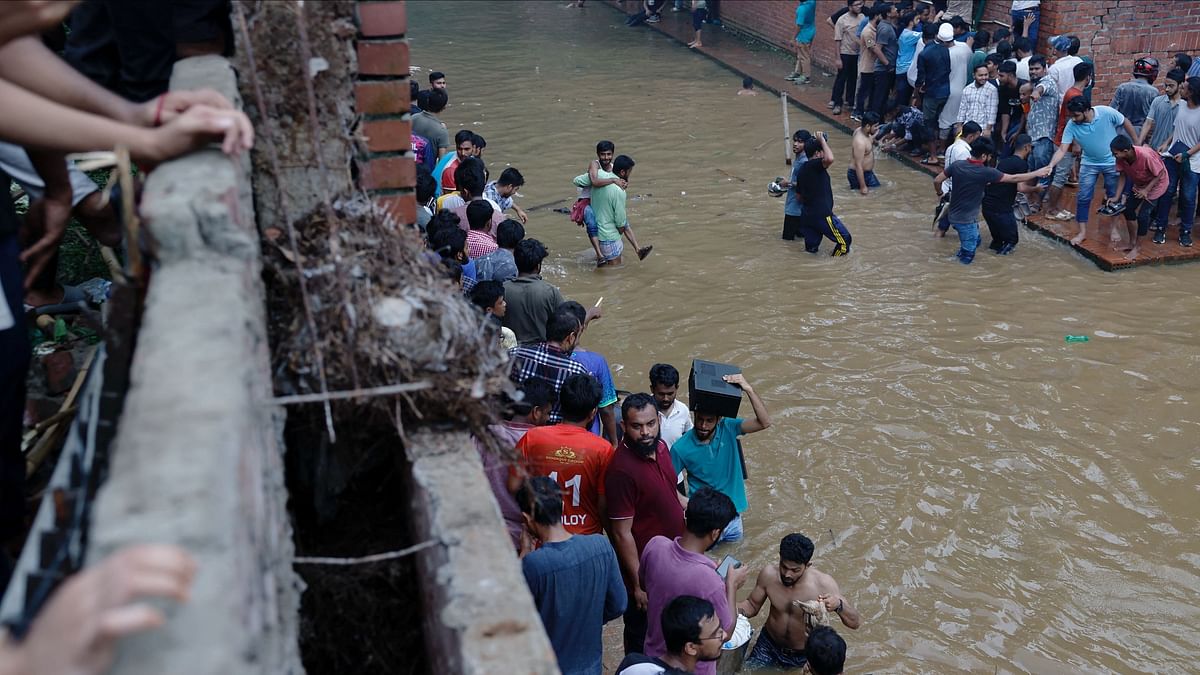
516, 424, 614, 535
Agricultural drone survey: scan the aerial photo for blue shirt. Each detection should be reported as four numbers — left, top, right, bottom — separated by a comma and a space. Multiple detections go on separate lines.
784, 155, 807, 217
523, 535, 627, 675
795, 0, 815, 43
432, 152, 455, 194
1063, 105, 1126, 167
670, 418, 748, 513
916, 43, 952, 99
571, 348, 618, 438
897, 28, 921, 74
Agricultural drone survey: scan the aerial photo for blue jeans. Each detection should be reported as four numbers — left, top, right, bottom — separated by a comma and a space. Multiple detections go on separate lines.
1029, 138, 1055, 175
1011, 7, 1039, 47
582, 204, 599, 239
1075, 163, 1119, 223
1155, 153, 1182, 230
951, 221, 981, 263
717, 514, 743, 544
1180, 162, 1199, 233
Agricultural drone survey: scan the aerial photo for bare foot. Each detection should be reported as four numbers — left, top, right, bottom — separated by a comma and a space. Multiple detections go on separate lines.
690, 42, 703, 48
1124, 247, 1140, 260
935, 229, 947, 238
1070, 231, 1086, 246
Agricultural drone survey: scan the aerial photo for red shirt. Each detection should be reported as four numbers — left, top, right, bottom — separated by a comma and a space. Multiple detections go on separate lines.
604, 440, 685, 559
441, 157, 461, 191
1055, 86, 1084, 145
466, 229, 498, 259
517, 424, 614, 535
1116, 145, 1168, 200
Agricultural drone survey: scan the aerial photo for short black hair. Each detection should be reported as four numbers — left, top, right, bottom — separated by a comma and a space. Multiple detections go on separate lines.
545, 306, 581, 343
471, 133, 487, 149
961, 120, 982, 137
429, 224, 466, 259
557, 300, 587, 327
613, 154, 635, 175
921, 22, 938, 39
649, 363, 680, 388
997, 59, 1016, 74
793, 129, 812, 143
621, 392, 657, 419
423, 88, 447, 113
804, 136, 823, 157
409, 79, 420, 104
742, 77, 753, 88
972, 29, 990, 50
507, 379, 556, 417
1012, 36, 1031, 54
454, 157, 487, 198
973, 62, 989, 75
416, 165, 437, 205
969, 137, 996, 158
425, 209, 460, 241
496, 219, 525, 249
994, 40, 1013, 60
454, 129, 475, 147
805, 626, 847, 675
470, 280, 504, 311
1167, 67, 1188, 84
684, 488, 737, 537
466, 199, 494, 231
1175, 53, 1193, 72
1027, 54, 1046, 70
513, 238, 548, 273
440, 258, 462, 283
993, 26, 1011, 42
1189, 77, 1200, 105
516, 476, 562, 526
1072, 62, 1093, 83
861, 111, 881, 127
1110, 135, 1134, 152
1064, 35, 1080, 55
429, 71, 445, 84
1011, 133, 1032, 151
780, 533, 815, 565
1065, 94, 1091, 113
662, 596, 715, 655
596, 140, 615, 154
498, 167, 524, 187
899, 10, 917, 27
559, 373, 602, 423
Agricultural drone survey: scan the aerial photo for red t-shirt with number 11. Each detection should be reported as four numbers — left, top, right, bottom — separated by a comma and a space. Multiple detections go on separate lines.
516, 424, 614, 535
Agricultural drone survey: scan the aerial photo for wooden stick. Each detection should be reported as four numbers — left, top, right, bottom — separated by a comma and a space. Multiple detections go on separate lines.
268, 381, 433, 406
293, 539, 437, 565
782, 91, 792, 166
26, 347, 96, 474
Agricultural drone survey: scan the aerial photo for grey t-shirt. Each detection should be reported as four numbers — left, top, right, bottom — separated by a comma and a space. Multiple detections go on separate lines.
1146, 95, 1182, 151
874, 21, 898, 73
944, 160, 1004, 224
1111, 78, 1160, 133
411, 110, 449, 151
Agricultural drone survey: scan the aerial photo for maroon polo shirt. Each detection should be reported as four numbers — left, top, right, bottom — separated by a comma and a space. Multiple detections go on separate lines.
604, 439, 686, 558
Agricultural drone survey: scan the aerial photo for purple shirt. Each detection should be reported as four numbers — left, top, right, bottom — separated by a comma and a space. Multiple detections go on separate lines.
639, 536, 732, 675
479, 422, 532, 549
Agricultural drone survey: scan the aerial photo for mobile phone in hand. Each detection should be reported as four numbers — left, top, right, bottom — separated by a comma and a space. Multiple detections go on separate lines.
716, 555, 741, 579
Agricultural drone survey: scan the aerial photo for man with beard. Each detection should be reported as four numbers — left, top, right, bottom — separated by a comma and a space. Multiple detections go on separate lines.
606, 393, 688, 655
650, 363, 692, 448
737, 533, 861, 671
670, 373, 771, 544
616, 596, 726, 675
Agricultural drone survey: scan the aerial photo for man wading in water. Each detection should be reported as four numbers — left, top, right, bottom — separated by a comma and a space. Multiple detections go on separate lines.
737, 533, 861, 671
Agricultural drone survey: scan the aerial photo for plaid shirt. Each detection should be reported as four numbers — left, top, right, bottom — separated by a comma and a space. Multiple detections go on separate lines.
509, 342, 589, 424
956, 81, 998, 128
466, 229, 498, 259
1025, 75, 1061, 142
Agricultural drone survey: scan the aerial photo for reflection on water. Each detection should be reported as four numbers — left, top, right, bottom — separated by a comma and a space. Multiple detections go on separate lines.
408, 2, 1200, 672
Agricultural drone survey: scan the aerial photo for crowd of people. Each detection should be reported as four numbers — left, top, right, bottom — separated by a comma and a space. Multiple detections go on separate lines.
781, 0, 1200, 263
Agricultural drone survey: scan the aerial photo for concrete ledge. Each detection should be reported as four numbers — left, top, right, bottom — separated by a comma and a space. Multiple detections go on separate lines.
407, 429, 559, 675
86, 56, 303, 674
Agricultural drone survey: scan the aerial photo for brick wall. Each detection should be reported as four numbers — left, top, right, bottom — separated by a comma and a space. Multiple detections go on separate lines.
355, 0, 418, 226
719, 0, 1200, 105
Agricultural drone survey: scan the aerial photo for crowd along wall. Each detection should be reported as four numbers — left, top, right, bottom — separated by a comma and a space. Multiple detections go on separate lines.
717, 0, 1200, 105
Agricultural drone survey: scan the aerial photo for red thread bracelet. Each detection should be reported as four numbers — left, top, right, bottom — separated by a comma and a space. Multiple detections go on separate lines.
153, 94, 166, 126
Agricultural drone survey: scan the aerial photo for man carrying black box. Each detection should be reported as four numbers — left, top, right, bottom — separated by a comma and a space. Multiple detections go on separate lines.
671, 373, 771, 544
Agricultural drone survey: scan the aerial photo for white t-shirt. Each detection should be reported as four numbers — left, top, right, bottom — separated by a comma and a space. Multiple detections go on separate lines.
941, 138, 973, 194
1049, 55, 1082, 97
659, 398, 694, 449
1016, 56, 1031, 81
1172, 103, 1200, 172
907, 37, 927, 87
1012, 0, 1040, 11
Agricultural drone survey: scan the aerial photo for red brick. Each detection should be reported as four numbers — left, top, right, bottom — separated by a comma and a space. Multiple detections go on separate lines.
361, 156, 416, 190
358, 1, 407, 37
377, 194, 418, 226
362, 118, 413, 152
357, 41, 410, 76
355, 81, 409, 115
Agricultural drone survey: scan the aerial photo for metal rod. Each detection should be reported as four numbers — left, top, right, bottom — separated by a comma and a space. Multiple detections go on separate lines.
268, 381, 433, 406
782, 91, 792, 166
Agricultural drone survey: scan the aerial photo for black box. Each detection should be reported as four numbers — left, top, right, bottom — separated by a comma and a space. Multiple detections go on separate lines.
688, 360, 743, 418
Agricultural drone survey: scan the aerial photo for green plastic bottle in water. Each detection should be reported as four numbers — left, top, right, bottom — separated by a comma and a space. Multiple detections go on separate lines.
1065, 335, 1089, 343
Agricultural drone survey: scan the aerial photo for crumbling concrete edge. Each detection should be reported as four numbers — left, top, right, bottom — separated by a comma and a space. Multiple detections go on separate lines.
86, 55, 304, 675
407, 428, 560, 675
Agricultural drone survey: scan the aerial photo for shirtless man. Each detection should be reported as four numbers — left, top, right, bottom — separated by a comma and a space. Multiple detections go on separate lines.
572, 140, 626, 262
737, 533, 861, 671
849, 111, 882, 195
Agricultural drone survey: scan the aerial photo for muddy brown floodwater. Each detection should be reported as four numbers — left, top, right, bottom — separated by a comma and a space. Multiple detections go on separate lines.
409, 2, 1200, 672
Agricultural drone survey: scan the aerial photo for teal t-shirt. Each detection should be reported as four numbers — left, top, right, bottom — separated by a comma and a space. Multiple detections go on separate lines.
1063, 105, 1125, 167
670, 418, 747, 513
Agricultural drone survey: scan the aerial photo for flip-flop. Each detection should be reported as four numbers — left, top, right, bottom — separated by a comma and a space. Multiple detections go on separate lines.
23, 284, 87, 317
637, 246, 654, 260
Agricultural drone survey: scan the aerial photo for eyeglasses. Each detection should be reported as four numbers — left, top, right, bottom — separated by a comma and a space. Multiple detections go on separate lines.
696, 626, 727, 642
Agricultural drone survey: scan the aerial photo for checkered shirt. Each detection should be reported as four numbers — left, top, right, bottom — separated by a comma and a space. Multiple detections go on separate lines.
509, 342, 589, 424
956, 81, 998, 128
